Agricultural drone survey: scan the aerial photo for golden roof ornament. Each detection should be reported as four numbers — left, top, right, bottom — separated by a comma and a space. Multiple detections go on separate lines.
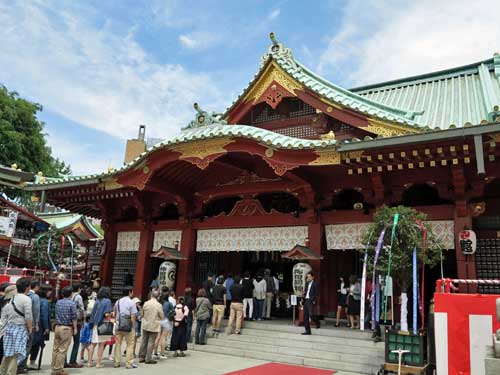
320, 131, 335, 140
10, 163, 17, 170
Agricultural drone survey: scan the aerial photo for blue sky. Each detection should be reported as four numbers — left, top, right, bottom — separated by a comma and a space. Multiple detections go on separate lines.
0, 0, 498, 175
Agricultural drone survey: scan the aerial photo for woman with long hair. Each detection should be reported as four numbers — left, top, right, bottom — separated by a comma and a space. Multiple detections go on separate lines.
170, 296, 189, 357
335, 277, 349, 327
347, 275, 361, 329
88, 287, 112, 368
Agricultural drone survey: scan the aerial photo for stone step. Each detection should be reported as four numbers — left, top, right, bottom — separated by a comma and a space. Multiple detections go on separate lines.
237, 327, 380, 349
241, 320, 373, 340
193, 342, 379, 375
205, 336, 384, 365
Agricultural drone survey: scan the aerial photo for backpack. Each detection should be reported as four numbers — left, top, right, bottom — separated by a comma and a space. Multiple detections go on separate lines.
86, 297, 96, 317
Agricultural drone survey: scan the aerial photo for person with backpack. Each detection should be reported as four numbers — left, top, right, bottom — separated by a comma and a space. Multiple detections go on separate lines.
67, 283, 85, 368
211, 277, 226, 334
113, 286, 137, 369
170, 296, 189, 357
0, 280, 32, 375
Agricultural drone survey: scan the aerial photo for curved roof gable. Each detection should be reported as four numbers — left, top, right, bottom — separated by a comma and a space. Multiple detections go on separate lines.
225, 33, 423, 131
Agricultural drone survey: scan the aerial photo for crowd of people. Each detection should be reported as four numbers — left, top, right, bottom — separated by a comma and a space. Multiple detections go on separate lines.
0, 269, 366, 374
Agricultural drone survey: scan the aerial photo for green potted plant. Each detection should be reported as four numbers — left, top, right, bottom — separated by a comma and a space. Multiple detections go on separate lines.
362, 205, 443, 366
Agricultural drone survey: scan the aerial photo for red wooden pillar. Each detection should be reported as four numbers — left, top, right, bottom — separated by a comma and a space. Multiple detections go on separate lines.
176, 225, 197, 296
100, 224, 117, 287
454, 206, 477, 292
134, 224, 154, 300
308, 221, 325, 315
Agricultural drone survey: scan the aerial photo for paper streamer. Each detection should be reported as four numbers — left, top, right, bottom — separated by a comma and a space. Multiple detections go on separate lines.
67, 235, 75, 284
412, 246, 418, 334
371, 229, 386, 330
360, 252, 368, 330
383, 213, 399, 323
416, 220, 427, 329
46, 236, 58, 272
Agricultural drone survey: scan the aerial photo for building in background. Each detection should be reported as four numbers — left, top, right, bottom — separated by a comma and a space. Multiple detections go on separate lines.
13, 34, 500, 315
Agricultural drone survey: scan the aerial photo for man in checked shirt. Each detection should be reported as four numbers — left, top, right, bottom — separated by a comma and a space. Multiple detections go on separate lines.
51, 286, 77, 375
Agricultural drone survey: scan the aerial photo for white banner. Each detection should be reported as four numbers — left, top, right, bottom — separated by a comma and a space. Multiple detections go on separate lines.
196, 226, 308, 252
325, 220, 455, 250
116, 231, 140, 252
153, 230, 182, 252
0, 211, 18, 238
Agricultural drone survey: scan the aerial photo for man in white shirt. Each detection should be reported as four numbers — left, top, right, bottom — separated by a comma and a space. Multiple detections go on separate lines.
113, 287, 137, 369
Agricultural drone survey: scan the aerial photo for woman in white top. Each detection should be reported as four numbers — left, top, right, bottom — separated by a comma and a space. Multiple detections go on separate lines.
252, 275, 266, 321
335, 277, 348, 327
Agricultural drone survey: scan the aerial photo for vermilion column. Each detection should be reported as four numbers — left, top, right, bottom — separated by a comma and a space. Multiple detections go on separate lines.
134, 223, 154, 300
176, 226, 197, 296
100, 224, 117, 287
307, 221, 325, 315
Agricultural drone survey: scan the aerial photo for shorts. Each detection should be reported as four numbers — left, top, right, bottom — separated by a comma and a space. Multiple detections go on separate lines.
160, 319, 172, 331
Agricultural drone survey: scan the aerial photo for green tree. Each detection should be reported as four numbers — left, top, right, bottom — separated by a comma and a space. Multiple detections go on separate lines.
0, 85, 70, 200
361, 205, 443, 330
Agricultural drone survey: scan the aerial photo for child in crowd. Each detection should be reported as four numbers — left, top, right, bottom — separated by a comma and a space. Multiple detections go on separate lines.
79, 317, 92, 363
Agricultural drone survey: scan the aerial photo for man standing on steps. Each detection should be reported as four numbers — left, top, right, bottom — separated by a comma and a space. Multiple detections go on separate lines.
263, 269, 276, 320
302, 272, 320, 335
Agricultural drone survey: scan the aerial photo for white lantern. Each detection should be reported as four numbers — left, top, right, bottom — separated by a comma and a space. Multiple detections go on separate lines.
292, 262, 312, 296
159, 261, 176, 290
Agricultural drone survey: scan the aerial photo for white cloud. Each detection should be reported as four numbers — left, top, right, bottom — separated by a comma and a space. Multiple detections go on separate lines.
319, 0, 500, 86
0, 2, 228, 143
179, 31, 221, 50
267, 8, 280, 21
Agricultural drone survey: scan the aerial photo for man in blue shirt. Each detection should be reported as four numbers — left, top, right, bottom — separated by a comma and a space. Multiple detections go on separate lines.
224, 274, 234, 318
52, 286, 77, 375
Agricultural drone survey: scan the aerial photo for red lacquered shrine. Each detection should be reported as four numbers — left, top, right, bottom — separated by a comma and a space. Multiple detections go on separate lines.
26, 34, 500, 314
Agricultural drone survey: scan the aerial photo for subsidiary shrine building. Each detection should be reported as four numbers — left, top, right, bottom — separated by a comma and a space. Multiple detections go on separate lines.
25, 34, 500, 312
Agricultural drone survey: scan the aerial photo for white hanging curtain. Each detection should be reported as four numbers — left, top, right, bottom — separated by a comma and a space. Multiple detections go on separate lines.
196, 226, 308, 252
325, 220, 455, 250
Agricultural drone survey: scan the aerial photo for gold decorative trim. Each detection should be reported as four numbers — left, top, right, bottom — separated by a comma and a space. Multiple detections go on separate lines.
100, 179, 123, 191
243, 61, 303, 103
365, 119, 420, 138
171, 138, 234, 161
310, 150, 341, 165
265, 148, 274, 157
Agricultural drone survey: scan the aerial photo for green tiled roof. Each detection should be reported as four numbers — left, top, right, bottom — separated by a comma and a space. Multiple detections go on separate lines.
27, 122, 337, 188
38, 212, 102, 239
225, 33, 422, 128
352, 54, 500, 130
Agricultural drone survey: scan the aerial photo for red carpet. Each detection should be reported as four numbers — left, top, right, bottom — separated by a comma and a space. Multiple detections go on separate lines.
224, 363, 336, 375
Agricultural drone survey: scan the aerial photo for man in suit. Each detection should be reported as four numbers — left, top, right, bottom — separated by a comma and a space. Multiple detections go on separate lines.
302, 271, 320, 335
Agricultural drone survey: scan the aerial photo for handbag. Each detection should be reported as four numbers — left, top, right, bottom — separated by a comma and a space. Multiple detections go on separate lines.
116, 299, 132, 333
97, 320, 114, 336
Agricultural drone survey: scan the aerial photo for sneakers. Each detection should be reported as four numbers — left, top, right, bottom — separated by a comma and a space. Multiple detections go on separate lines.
126, 364, 138, 369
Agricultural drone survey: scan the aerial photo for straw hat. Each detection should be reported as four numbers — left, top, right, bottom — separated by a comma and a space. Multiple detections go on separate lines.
132, 297, 141, 304
4, 285, 16, 300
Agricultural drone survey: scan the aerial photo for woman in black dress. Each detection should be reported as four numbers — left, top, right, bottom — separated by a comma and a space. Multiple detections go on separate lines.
170, 296, 189, 357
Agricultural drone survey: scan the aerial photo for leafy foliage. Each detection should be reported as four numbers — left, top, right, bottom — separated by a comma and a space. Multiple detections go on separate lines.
0, 85, 71, 200
361, 205, 443, 292
30, 226, 76, 270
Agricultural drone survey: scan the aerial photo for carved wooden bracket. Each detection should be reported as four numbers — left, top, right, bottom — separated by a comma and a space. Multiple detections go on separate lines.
263, 157, 297, 176
228, 198, 268, 217
184, 153, 224, 170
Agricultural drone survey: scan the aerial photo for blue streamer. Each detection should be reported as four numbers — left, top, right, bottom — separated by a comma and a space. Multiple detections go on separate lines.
47, 236, 58, 272
412, 247, 417, 334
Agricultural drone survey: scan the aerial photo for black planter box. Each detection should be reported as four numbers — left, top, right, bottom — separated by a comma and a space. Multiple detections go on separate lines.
385, 328, 427, 366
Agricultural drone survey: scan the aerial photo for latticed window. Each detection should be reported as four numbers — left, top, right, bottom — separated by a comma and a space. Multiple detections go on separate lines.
252, 106, 281, 124
476, 238, 500, 294
289, 100, 316, 118
274, 125, 317, 138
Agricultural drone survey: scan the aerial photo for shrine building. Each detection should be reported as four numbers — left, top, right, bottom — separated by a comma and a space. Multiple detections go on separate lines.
24, 33, 500, 312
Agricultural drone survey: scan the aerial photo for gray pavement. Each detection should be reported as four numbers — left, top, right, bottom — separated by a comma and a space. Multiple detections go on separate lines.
34, 338, 266, 375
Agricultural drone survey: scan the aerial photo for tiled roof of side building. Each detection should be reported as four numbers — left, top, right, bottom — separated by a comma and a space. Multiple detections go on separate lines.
352, 54, 500, 130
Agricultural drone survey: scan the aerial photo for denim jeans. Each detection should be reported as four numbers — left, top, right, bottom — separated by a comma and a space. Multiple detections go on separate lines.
195, 319, 208, 344
69, 325, 81, 364
255, 299, 264, 320
186, 315, 193, 343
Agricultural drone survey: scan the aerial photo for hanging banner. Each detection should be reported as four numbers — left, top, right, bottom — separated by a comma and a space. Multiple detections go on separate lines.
412, 247, 417, 335
360, 252, 368, 330
371, 229, 386, 330
459, 230, 476, 255
0, 210, 18, 238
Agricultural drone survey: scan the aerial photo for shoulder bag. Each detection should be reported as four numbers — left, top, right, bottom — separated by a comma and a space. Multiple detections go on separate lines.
96, 300, 114, 336
116, 299, 132, 332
